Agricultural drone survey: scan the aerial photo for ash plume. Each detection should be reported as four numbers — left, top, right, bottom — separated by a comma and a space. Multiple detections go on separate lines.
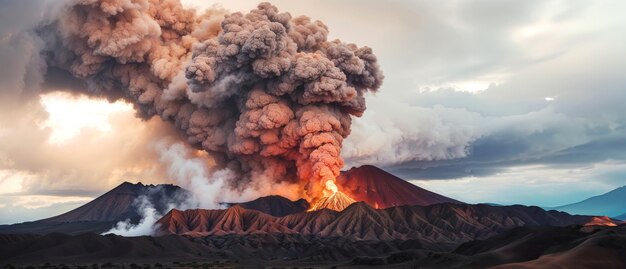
41, 0, 383, 200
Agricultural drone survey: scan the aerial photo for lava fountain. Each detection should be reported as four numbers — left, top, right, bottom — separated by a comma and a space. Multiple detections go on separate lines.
308, 179, 356, 212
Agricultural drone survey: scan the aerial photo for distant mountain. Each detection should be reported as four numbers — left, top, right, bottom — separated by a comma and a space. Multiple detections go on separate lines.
552, 185, 626, 218
0, 182, 189, 235
227, 195, 309, 217
336, 165, 461, 208
157, 201, 601, 244
38, 182, 188, 223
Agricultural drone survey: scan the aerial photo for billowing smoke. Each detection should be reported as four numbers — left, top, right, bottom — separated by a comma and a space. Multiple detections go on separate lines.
40, 1, 383, 200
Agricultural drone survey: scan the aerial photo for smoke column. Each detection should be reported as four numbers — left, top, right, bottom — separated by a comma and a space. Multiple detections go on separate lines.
41, 0, 383, 200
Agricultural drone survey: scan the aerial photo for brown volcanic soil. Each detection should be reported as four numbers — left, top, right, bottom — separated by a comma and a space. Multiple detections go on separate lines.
157, 202, 599, 245
159, 206, 296, 237
337, 165, 461, 208
454, 225, 626, 269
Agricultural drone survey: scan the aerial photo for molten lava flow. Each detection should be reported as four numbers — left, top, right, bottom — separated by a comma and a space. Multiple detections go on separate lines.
309, 179, 356, 212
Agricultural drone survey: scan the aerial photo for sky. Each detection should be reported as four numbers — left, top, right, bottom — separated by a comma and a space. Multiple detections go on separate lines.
1, 0, 626, 224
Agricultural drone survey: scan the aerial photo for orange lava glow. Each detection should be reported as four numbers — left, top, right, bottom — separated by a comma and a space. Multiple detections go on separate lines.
308, 178, 357, 212
324, 179, 338, 195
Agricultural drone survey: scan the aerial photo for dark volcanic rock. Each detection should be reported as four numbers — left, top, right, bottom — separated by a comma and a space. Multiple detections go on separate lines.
228, 195, 309, 217
2, 225, 626, 268
0, 233, 432, 265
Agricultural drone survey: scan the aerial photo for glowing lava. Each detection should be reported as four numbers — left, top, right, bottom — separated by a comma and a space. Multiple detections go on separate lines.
309, 179, 356, 212
324, 179, 338, 195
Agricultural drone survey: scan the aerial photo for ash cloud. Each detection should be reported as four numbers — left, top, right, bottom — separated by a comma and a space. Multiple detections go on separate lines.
35, 0, 382, 200
0, 0, 66, 107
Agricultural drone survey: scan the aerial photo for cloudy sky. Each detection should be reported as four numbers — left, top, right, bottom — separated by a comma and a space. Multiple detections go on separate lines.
1, 0, 626, 224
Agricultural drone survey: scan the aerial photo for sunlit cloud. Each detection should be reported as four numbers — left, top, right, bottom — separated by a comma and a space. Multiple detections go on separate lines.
0, 169, 33, 194
39, 92, 133, 144
11, 195, 93, 209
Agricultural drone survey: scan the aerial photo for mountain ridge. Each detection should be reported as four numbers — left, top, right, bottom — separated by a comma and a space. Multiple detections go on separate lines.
551, 185, 626, 219
156, 201, 602, 244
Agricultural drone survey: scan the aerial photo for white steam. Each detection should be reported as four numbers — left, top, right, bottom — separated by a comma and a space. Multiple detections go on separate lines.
157, 141, 232, 209
103, 196, 162, 236
156, 140, 304, 208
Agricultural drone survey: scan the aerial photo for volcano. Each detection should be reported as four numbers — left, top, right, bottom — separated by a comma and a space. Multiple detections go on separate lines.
38, 182, 188, 223
1, 183, 622, 267
309, 191, 356, 212
336, 165, 461, 208
0, 182, 189, 235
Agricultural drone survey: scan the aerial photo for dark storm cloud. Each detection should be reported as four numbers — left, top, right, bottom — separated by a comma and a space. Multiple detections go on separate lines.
538, 135, 626, 166
385, 128, 626, 180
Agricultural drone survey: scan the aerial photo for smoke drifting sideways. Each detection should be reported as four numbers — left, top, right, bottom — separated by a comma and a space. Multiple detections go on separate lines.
39, 0, 383, 201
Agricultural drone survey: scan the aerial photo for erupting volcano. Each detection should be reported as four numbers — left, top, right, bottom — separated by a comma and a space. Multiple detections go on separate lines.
308, 179, 356, 211
37, 0, 384, 203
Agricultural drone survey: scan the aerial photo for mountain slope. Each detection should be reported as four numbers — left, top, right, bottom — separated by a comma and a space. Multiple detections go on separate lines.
157, 201, 602, 244
158, 206, 297, 236
552, 185, 626, 218
337, 165, 461, 208
456, 225, 626, 269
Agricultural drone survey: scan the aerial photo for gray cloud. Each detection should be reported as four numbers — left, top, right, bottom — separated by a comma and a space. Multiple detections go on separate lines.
338, 0, 626, 187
